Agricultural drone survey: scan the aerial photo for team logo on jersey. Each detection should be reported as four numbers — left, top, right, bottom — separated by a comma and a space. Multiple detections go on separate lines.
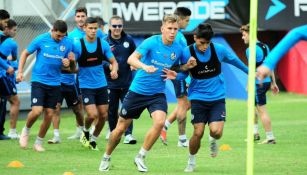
32, 98, 38, 104
123, 41, 129, 48
170, 52, 176, 60
60, 45, 66, 52
84, 98, 89, 104
121, 108, 127, 116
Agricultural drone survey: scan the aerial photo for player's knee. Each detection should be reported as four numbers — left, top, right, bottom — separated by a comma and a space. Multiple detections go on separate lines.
193, 129, 204, 139
210, 130, 223, 139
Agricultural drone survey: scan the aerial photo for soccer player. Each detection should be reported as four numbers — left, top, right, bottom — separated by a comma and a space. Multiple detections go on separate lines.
1, 19, 21, 139
257, 24, 307, 80
163, 23, 248, 172
0, 9, 13, 141
74, 17, 118, 151
160, 7, 191, 147
241, 24, 279, 144
99, 14, 196, 172
104, 15, 137, 144
17, 20, 73, 152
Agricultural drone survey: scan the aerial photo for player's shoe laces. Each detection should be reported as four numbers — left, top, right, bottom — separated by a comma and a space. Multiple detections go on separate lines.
258, 139, 276, 144
67, 128, 82, 140
47, 137, 61, 144
254, 133, 260, 141
33, 144, 45, 152
160, 129, 168, 145
134, 154, 148, 172
89, 141, 99, 151
19, 129, 29, 148
178, 139, 189, 147
123, 134, 137, 144
80, 131, 90, 147
8, 132, 20, 140
99, 157, 110, 171
209, 140, 218, 157
184, 163, 195, 173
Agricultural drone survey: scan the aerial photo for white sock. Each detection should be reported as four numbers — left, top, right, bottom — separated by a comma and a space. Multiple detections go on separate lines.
209, 135, 216, 143
179, 134, 187, 141
254, 124, 259, 134
83, 128, 89, 132
103, 152, 110, 159
78, 126, 84, 131
266, 131, 274, 140
164, 120, 171, 130
90, 135, 97, 142
9, 128, 16, 133
23, 126, 30, 134
188, 154, 196, 165
35, 136, 44, 145
54, 129, 60, 138
139, 147, 148, 157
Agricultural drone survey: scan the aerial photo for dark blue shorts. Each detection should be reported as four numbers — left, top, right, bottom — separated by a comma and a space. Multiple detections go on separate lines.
119, 91, 168, 119
31, 82, 61, 109
190, 99, 226, 124
0, 76, 17, 97
58, 83, 80, 107
80, 87, 108, 106
171, 79, 187, 98
256, 82, 270, 106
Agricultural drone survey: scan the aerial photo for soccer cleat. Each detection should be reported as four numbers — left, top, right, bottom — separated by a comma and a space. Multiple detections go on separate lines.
19, 130, 29, 148
0, 134, 11, 140
47, 137, 61, 144
123, 134, 137, 144
99, 157, 110, 171
160, 129, 168, 145
8, 132, 20, 140
89, 141, 99, 151
254, 133, 260, 141
184, 163, 195, 173
177, 139, 189, 147
258, 139, 276, 144
209, 140, 218, 158
33, 144, 45, 152
67, 129, 82, 140
134, 154, 148, 172
80, 132, 90, 147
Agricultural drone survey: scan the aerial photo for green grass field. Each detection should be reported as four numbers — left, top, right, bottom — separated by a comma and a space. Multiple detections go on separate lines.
1, 92, 307, 175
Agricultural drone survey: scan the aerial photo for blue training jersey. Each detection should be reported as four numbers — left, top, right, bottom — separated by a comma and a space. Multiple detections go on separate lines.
178, 42, 248, 101
129, 35, 183, 95
27, 32, 73, 86
263, 25, 307, 70
246, 41, 271, 84
73, 37, 114, 89
0, 36, 18, 78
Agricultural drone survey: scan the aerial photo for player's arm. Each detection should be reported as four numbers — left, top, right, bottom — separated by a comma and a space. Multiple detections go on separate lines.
270, 72, 279, 95
108, 57, 118, 79
127, 51, 157, 73
16, 49, 31, 82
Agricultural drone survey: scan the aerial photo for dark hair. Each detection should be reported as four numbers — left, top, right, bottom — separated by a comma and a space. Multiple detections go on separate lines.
240, 24, 249, 33
95, 16, 107, 26
174, 7, 191, 18
194, 23, 214, 40
53, 20, 68, 33
6, 19, 17, 29
75, 7, 87, 15
0, 9, 10, 20
85, 17, 98, 25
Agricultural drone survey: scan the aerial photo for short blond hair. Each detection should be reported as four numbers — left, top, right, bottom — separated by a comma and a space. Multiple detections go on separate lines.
240, 24, 250, 33
162, 14, 178, 25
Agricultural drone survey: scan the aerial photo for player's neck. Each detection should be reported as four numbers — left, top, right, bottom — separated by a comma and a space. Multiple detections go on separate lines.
162, 36, 173, 45
86, 36, 96, 43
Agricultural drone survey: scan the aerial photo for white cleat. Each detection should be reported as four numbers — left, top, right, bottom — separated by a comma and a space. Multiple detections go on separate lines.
47, 137, 61, 144
184, 164, 195, 173
8, 132, 20, 140
177, 139, 189, 147
123, 134, 137, 144
134, 154, 148, 172
99, 157, 110, 172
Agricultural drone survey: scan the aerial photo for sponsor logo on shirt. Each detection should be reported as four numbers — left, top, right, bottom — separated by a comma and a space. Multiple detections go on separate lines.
43, 53, 63, 59
151, 59, 172, 68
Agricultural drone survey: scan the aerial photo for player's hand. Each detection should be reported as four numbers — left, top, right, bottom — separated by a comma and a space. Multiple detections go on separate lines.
16, 72, 23, 82
6, 66, 14, 75
271, 83, 279, 95
186, 57, 197, 69
62, 58, 70, 67
256, 65, 271, 82
110, 70, 118, 79
142, 65, 158, 73
161, 68, 177, 81
130, 66, 137, 71
68, 52, 75, 60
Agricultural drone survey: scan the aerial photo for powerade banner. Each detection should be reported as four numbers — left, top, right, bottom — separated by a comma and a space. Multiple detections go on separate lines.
258, 0, 307, 30
86, 0, 250, 34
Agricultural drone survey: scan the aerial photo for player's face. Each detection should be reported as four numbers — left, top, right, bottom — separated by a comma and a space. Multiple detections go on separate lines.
242, 31, 249, 44
84, 23, 98, 39
6, 26, 17, 38
0, 18, 9, 31
179, 16, 190, 30
109, 19, 123, 39
194, 36, 211, 53
75, 12, 87, 28
161, 21, 178, 44
52, 30, 67, 42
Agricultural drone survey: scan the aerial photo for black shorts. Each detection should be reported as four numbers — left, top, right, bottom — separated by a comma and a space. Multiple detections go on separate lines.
31, 82, 61, 109
191, 99, 226, 124
0, 76, 17, 97
171, 79, 187, 98
119, 91, 167, 119
58, 83, 80, 107
80, 87, 108, 106
256, 82, 270, 106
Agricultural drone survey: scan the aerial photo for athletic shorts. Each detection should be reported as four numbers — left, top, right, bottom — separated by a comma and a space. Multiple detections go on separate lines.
171, 79, 187, 98
256, 82, 270, 106
80, 87, 108, 106
0, 76, 17, 97
58, 83, 80, 107
190, 99, 226, 124
119, 91, 167, 119
31, 82, 61, 109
